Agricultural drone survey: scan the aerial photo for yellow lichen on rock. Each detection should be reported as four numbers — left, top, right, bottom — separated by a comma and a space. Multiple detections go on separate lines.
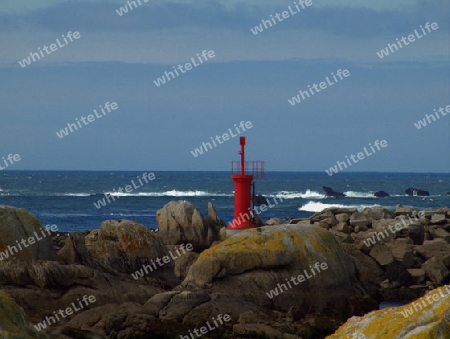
325, 285, 450, 339
183, 224, 348, 287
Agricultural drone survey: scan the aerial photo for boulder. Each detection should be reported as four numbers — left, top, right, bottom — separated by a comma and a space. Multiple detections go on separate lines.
332, 222, 352, 234
362, 207, 395, 220
170, 245, 199, 280
328, 229, 354, 243
422, 257, 450, 284
335, 213, 349, 223
374, 191, 389, 197
182, 224, 373, 320
372, 219, 408, 242
324, 207, 358, 215
407, 268, 426, 284
322, 186, 346, 197
0, 290, 55, 339
204, 202, 227, 239
349, 212, 371, 228
395, 204, 418, 216
428, 226, 450, 242
325, 286, 450, 338
408, 222, 425, 245
310, 210, 334, 222
156, 201, 223, 251
384, 262, 414, 286
369, 245, 394, 266
0, 205, 57, 262
430, 214, 447, 225
82, 219, 172, 275
354, 225, 369, 233
386, 239, 414, 268
320, 217, 338, 228
405, 188, 430, 196
340, 243, 385, 289
266, 218, 284, 225
414, 239, 450, 267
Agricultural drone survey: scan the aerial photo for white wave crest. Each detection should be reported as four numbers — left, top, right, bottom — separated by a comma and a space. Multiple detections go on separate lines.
107, 190, 233, 197
344, 191, 377, 198
269, 190, 325, 199
61, 193, 91, 197
298, 201, 381, 213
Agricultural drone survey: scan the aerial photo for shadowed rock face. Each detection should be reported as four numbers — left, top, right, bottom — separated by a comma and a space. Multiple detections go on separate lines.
0, 290, 55, 339
325, 285, 450, 339
182, 224, 373, 320
322, 186, 346, 197
0, 205, 57, 261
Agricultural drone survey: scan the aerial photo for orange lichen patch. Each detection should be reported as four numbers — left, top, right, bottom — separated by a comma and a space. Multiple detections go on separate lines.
326, 286, 450, 339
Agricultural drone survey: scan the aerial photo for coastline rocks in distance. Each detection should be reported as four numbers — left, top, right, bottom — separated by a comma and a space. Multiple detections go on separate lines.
182, 224, 376, 322
325, 285, 450, 339
405, 187, 430, 196
156, 201, 225, 251
374, 190, 390, 197
322, 186, 346, 197
0, 205, 57, 261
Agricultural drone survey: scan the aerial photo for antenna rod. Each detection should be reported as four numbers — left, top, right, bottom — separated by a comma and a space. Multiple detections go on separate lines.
240, 136, 245, 175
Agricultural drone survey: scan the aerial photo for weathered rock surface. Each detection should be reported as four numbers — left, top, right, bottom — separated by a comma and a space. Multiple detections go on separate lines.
182, 224, 374, 321
0, 290, 56, 339
0, 205, 57, 261
266, 217, 284, 225
156, 200, 225, 251
83, 219, 171, 275
1, 203, 450, 339
325, 285, 450, 339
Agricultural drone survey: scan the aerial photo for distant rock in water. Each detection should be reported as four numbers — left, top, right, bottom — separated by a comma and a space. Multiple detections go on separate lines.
322, 186, 346, 197
405, 188, 430, 196
253, 194, 268, 206
374, 190, 390, 197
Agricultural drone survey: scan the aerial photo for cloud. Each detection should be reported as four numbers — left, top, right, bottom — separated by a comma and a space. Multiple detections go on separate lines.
1, 0, 447, 36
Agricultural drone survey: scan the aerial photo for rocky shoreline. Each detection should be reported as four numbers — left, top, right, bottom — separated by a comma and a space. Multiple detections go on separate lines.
0, 202, 449, 338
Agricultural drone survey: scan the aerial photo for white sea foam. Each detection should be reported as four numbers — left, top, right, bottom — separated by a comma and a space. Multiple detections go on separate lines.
269, 190, 325, 199
106, 190, 233, 197
344, 191, 377, 198
60, 193, 91, 197
299, 201, 381, 213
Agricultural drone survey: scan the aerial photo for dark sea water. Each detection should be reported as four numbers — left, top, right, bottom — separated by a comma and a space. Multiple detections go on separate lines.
0, 171, 449, 233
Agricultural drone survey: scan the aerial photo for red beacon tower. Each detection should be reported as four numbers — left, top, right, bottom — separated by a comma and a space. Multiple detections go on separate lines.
226, 137, 265, 237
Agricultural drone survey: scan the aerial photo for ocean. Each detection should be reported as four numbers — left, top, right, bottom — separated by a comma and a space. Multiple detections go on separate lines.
0, 171, 448, 233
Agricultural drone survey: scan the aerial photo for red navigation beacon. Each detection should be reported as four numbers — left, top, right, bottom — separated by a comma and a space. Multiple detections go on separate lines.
226, 137, 264, 237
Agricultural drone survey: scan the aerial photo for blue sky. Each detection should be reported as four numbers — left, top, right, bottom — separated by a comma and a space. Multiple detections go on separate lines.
0, 0, 449, 172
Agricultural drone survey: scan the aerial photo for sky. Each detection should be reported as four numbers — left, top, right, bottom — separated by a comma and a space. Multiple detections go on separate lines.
0, 0, 449, 172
